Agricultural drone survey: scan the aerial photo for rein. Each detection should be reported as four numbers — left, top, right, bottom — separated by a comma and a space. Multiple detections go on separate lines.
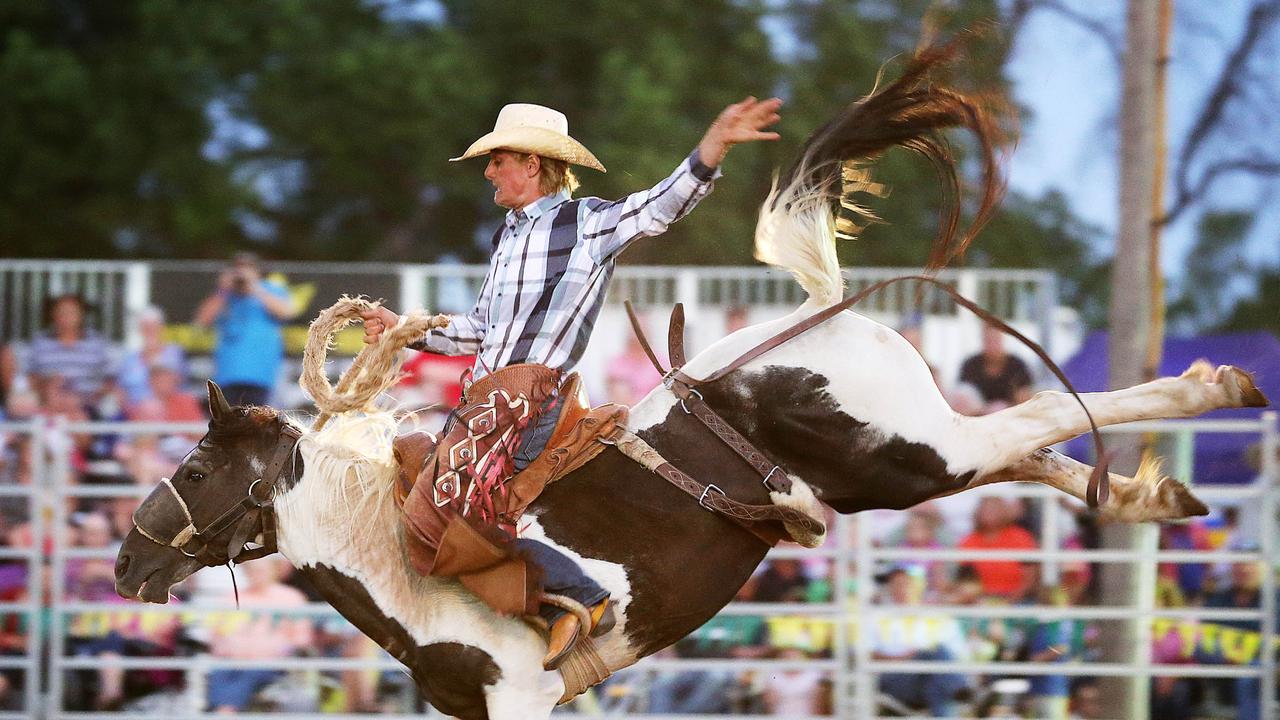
625, 275, 1111, 511
132, 424, 303, 567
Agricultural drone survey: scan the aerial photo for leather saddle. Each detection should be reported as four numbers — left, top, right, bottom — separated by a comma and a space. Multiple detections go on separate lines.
393, 369, 627, 615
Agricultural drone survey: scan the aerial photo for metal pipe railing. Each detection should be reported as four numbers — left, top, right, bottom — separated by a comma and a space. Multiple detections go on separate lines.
0, 413, 1270, 719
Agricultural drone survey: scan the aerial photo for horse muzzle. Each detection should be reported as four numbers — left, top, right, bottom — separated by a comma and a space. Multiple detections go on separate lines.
115, 529, 201, 604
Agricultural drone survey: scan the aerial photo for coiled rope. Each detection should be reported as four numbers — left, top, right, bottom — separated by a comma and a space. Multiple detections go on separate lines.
299, 296, 450, 430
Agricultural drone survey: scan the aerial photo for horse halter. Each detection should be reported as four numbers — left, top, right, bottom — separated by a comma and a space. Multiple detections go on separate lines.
132, 424, 302, 566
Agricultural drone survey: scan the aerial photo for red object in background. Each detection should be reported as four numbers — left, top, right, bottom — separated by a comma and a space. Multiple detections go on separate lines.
399, 353, 475, 406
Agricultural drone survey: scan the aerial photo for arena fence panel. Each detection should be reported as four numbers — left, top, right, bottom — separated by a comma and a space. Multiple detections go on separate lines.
1, 411, 1274, 718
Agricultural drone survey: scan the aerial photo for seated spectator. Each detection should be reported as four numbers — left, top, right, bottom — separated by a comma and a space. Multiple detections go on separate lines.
753, 559, 810, 603
27, 294, 122, 418
65, 513, 120, 602
762, 645, 828, 716
956, 322, 1033, 414
395, 351, 473, 427
126, 364, 204, 424
884, 503, 954, 601
1069, 680, 1103, 719
117, 306, 187, 406
205, 557, 314, 713
870, 566, 970, 717
958, 497, 1038, 601
605, 318, 665, 406
1203, 557, 1276, 720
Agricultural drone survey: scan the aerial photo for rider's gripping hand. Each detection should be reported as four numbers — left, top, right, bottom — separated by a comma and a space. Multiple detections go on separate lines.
360, 306, 401, 344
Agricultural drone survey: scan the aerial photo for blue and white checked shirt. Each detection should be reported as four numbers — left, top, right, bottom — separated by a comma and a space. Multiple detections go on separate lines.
411, 148, 720, 377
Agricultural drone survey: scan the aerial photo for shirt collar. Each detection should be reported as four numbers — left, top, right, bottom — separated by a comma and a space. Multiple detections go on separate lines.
505, 191, 571, 229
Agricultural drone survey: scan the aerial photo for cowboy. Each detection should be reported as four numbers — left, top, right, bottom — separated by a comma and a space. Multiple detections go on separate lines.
363, 98, 781, 669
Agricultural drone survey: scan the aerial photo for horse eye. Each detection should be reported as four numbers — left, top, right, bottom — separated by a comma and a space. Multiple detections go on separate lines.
189, 471, 205, 482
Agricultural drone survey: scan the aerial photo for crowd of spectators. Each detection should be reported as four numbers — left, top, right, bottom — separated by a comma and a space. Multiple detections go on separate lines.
0, 285, 1273, 716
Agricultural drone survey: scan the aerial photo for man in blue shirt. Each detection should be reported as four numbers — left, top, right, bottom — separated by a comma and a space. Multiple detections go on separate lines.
195, 253, 298, 406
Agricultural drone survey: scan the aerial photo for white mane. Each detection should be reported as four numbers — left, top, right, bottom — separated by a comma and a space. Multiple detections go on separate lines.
284, 411, 403, 554
752, 175, 844, 307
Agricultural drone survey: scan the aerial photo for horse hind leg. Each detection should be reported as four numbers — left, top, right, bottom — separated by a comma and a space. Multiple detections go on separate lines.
944, 360, 1268, 477
971, 448, 1209, 523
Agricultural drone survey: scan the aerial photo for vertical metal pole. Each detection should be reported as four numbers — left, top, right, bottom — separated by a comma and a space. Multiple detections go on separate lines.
123, 262, 152, 350
832, 514, 851, 717
399, 265, 427, 315
47, 418, 70, 720
1043, 489, 1060, 585
854, 513, 875, 719
1038, 272, 1057, 360
1259, 412, 1277, 720
1132, 522, 1159, 719
27, 421, 45, 720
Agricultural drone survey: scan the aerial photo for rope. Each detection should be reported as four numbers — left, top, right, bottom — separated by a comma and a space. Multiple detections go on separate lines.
300, 296, 450, 429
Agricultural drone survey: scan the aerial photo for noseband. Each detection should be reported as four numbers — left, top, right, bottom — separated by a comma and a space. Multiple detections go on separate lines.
133, 424, 303, 566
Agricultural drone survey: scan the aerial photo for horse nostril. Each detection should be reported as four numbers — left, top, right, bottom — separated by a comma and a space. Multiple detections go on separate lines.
115, 553, 130, 580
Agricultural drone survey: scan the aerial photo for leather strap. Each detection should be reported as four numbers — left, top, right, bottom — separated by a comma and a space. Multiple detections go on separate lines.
667, 303, 687, 369
670, 385, 793, 494
611, 430, 823, 546
624, 300, 669, 376
648, 275, 1110, 509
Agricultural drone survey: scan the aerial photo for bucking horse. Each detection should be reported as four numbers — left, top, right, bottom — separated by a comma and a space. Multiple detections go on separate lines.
114, 40, 1269, 719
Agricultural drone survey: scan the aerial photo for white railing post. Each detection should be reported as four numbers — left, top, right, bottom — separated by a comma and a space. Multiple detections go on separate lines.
399, 265, 428, 315
1260, 411, 1277, 720
854, 513, 875, 719
123, 262, 152, 350
28, 421, 46, 720
47, 417, 71, 719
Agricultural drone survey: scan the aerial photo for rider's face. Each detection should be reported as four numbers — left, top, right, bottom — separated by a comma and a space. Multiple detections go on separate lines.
484, 151, 540, 210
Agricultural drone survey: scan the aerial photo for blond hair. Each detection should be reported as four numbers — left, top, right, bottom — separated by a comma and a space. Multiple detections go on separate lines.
508, 152, 578, 196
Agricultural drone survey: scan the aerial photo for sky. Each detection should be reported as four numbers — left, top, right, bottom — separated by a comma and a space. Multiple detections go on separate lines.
1004, 1, 1279, 282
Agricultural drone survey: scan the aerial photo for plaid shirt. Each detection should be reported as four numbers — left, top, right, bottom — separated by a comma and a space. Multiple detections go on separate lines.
411, 148, 720, 377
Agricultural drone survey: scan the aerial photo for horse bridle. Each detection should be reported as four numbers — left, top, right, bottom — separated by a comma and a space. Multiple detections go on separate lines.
132, 424, 302, 566
625, 274, 1110, 522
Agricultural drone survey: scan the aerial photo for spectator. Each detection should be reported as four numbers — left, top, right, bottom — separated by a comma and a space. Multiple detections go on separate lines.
126, 364, 204, 424
956, 323, 1033, 414
753, 559, 809, 603
761, 646, 827, 716
1203, 558, 1276, 720
957, 497, 1038, 601
885, 503, 954, 600
205, 557, 314, 713
870, 566, 970, 717
604, 319, 664, 406
1159, 521, 1212, 603
898, 317, 983, 415
1069, 680, 1103, 719
116, 306, 187, 406
194, 253, 298, 407
26, 294, 122, 417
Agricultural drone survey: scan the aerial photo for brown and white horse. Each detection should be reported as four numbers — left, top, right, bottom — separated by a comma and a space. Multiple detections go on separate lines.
114, 45, 1268, 720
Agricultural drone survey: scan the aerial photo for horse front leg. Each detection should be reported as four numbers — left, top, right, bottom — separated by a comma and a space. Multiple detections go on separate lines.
966, 448, 1209, 522
946, 361, 1267, 477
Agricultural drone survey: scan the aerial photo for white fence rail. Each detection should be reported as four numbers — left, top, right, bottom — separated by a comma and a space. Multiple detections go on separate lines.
0, 413, 1273, 718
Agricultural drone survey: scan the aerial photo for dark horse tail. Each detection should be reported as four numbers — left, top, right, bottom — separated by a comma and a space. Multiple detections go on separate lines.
754, 34, 1009, 304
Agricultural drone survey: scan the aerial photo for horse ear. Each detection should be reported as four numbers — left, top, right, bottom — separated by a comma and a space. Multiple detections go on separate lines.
207, 380, 232, 421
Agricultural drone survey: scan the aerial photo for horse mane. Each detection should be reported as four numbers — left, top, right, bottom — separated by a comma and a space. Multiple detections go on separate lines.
754, 33, 1008, 306
290, 410, 403, 551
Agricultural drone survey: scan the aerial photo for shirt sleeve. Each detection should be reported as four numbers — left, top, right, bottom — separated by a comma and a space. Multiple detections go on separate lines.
408, 269, 493, 356
579, 147, 721, 263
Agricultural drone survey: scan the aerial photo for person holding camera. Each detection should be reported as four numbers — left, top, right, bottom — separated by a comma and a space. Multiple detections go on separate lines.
194, 253, 298, 406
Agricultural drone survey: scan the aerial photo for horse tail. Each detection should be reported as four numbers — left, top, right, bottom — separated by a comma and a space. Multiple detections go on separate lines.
754, 32, 1009, 307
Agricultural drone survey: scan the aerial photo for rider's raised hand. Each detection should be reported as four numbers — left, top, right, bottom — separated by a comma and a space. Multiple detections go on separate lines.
360, 306, 401, 344
697, 96, 782, 168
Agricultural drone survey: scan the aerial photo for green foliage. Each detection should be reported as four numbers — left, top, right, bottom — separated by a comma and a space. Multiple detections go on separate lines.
0, 0, 1109, 295
1220, 266, 1280, 337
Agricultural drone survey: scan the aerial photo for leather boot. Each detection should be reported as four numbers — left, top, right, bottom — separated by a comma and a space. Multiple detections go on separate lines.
543, 598, 612, 671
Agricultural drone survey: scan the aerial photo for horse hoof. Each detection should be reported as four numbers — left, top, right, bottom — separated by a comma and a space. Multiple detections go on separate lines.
1157, 477, 1209, 519
1217, 365, 1269, 408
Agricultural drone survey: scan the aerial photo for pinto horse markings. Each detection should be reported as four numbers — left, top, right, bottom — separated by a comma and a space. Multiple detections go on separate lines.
115, 43, 1269, 718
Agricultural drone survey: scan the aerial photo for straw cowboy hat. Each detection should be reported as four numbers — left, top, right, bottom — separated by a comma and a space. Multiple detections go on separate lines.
451, 103, 606, 172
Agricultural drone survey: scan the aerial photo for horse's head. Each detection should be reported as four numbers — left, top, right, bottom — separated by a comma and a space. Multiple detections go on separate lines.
114, 381, 300, 603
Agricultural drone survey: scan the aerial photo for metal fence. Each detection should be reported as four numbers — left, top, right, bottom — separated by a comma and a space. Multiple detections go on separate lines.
2, 259, 1056, 347
0, 413, 1273, 719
